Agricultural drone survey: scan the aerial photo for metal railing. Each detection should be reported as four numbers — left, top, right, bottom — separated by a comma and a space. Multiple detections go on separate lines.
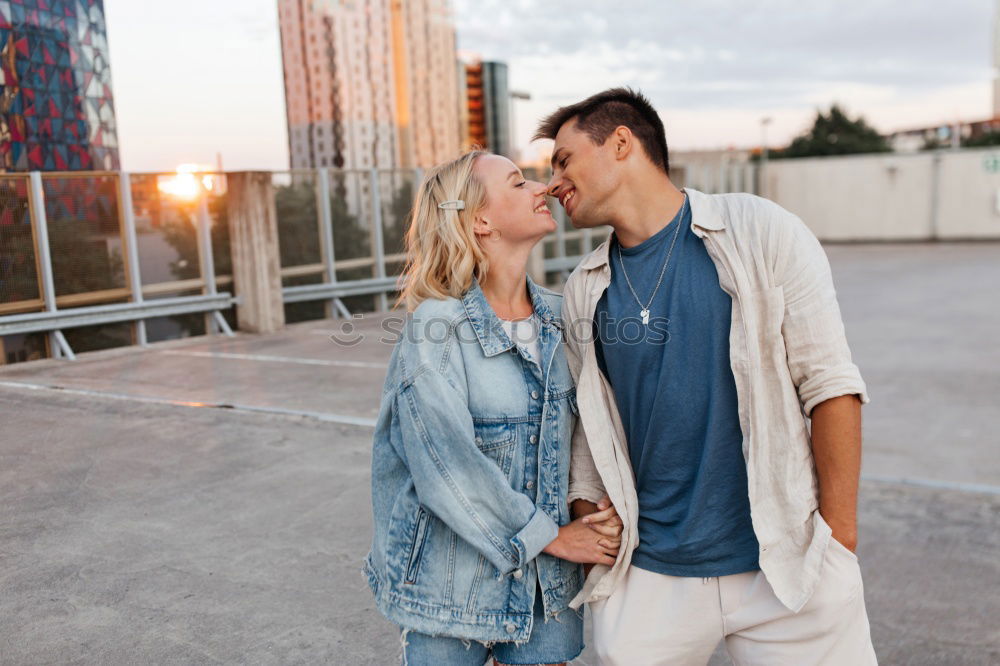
271, 167, 421, 319
0, 161, 758, 363
1, 169, 237, 362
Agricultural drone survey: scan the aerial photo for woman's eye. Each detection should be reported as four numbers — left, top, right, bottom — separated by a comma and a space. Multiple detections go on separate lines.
515, 181, 527, 188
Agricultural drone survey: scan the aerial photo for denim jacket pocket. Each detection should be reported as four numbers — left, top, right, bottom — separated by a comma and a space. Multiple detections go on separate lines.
472, 422, 517, 477
404, 507, 432, 584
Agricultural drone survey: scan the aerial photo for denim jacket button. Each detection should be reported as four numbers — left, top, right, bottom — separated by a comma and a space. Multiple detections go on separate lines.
505, 622, 516, 634
530, 390, 539, 400
475, 436, 483, 444
513, 568, 523, 580
529, 435, 538, 444
525, 480, 535, 490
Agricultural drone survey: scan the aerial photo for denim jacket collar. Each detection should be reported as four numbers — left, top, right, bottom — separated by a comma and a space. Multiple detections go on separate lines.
462, 274, 562, 358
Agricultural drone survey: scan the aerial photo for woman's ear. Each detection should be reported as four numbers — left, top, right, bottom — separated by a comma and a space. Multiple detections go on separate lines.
472, 216, 491, 238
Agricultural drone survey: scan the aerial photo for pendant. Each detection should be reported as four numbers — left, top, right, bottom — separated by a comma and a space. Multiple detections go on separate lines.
640, 308, 650, 325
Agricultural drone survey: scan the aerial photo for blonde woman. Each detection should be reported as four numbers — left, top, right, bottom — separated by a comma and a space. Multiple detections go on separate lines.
363, 150, 622, 666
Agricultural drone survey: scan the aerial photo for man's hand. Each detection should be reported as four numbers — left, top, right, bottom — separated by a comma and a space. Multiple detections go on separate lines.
824, 512, 858, 552
570, 495, 622, 574
583, 496, 623, 536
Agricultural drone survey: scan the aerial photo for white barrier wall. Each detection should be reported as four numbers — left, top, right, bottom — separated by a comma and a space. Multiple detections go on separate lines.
936, 150, 1000, 238
761, 148, 1000, 241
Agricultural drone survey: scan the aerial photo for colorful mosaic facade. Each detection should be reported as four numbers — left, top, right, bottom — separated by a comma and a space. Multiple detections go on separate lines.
0, 0, 119, 172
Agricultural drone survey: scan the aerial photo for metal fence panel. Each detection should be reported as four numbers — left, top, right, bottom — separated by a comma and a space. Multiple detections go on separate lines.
0, 174, 47, 363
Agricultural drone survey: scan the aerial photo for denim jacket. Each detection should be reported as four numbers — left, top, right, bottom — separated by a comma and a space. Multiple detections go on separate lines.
363, 275, 584, 642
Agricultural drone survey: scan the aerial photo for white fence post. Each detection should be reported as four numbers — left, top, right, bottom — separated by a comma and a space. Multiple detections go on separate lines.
316, 167, 340, 318
369, 168, 388, 312
28, 171, 74, 359
195, 192, 218, 334
118, 171, 147, 346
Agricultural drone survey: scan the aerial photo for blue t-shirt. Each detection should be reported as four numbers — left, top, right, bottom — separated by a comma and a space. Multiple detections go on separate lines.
594, 196, 760, 577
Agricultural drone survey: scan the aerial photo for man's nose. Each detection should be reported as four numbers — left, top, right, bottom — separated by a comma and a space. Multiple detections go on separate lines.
546, 174, 562, 197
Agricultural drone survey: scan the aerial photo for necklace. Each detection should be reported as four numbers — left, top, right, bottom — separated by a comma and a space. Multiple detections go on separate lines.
616, 195, 686, 325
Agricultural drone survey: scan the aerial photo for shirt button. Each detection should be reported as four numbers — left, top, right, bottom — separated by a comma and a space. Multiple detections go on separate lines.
530, 390, 539, 400
529, 435, 538, 444
505, 622, 516, 634
513, 568, 523, 579
525, 480, 535, 490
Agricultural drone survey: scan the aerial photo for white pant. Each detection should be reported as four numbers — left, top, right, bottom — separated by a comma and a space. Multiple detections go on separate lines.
591, 537, 877, 665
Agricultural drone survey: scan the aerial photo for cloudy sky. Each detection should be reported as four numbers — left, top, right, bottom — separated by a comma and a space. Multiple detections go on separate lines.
105, 0, 995, 171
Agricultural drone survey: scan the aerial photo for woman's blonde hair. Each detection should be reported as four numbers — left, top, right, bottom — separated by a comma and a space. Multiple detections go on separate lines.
396, 149, 491, 312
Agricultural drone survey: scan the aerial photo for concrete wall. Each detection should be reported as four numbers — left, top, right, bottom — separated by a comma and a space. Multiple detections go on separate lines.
762, 148, 1000, 241
935, 149, 1000, 238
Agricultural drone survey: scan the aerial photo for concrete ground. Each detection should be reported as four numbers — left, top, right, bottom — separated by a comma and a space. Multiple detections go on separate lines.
1, 242, 998, 665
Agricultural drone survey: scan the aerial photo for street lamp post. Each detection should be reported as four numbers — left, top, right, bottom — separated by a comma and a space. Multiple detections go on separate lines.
760, 116, 773, 198
509, 90, 531, 163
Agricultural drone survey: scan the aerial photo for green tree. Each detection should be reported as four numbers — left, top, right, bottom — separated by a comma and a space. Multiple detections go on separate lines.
0, 185, 39, 305
962, 131, 1000, 148
272, 175, 379, 319
383, 177, 414, 260
773, 104, 890, 159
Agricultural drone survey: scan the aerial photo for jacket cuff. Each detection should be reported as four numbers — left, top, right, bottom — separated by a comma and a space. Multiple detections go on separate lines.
509, 507, 559, 571
800, 364, 870, 417
567, 484, 607, 505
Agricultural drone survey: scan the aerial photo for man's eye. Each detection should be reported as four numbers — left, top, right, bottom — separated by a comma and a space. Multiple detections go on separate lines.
560, 158, 568, 168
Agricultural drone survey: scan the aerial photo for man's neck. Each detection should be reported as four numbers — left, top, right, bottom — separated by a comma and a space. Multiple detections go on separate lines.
608, 175, 686, 249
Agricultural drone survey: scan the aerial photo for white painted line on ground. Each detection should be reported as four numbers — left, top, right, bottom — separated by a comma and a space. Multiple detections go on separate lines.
861, 473, 1000, 497
0, 380, 378, 428
2, 379, 997, 495
159, 349, 388, 369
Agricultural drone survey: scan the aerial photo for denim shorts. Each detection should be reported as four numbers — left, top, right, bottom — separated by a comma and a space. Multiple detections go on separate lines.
401, 585, 584, 665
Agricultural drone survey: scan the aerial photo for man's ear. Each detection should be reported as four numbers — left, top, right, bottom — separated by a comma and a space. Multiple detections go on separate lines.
613, 126, 632, 161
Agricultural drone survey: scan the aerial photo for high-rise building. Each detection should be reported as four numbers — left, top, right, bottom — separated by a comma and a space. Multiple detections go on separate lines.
0, 0, 119, 172
461, 60, 511, 158
277, 0, 461, 171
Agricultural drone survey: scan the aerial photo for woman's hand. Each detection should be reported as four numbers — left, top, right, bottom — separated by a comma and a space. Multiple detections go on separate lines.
542, 516, 620, 566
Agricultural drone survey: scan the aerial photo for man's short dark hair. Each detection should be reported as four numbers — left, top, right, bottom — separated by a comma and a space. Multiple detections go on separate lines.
534, 87, 669, 174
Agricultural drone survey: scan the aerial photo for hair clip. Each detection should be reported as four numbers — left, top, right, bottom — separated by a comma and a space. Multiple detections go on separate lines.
438, 199, 465, 211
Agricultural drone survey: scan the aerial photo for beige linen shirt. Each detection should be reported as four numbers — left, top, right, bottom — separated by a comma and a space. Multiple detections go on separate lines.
563, 188, 870, 613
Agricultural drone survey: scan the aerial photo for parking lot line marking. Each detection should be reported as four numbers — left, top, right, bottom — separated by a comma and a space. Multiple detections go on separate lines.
159, 349, 388, 369
861, 473, 1000, 496
0, 380, 378, 428
2, 380, 996, 495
